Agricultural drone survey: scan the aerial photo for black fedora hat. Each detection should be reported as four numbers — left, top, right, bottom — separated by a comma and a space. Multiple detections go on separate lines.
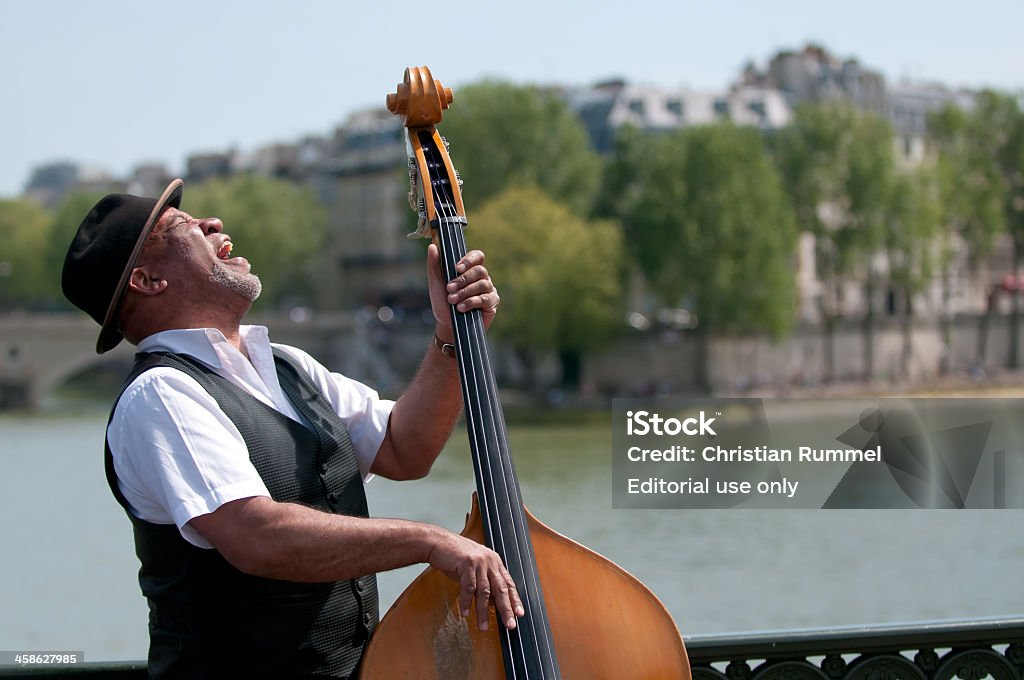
61, 179, 184, 354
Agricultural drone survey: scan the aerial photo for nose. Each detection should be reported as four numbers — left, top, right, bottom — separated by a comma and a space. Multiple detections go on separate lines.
200, 217, 223, 235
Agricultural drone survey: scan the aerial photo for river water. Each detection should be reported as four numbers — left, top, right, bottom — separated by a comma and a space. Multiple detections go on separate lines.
0, 408, 1021, 662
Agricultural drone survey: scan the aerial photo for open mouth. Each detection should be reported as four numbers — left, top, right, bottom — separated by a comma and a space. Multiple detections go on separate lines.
217, 241, 233, 260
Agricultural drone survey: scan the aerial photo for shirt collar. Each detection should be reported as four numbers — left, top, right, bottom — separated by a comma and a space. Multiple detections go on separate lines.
136, 326, 271, 369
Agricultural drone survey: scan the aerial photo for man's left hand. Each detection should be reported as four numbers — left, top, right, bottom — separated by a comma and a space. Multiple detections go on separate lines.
428, 244, 500, 341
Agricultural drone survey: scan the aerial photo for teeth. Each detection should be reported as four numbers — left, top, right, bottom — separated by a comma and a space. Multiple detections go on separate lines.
219, 242, 233, 259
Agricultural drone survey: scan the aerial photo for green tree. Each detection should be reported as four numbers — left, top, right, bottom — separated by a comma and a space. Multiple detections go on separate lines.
604, 123, 798, 389
772, 103, 896, 380
0, 199, 54, 309
974, 91, 1024, 368
182, 175, 327, 310
850, 112, 904, 379
680, 124, 798, 336
468, 185, 623, 393
441, 80, 602, 216
594, 124, 659, 223
598, 125, 690, 301
929, 103, 1005, 258
928, 100, 1006, 369
930, 92, 1024, 368
885, 167, 942, 376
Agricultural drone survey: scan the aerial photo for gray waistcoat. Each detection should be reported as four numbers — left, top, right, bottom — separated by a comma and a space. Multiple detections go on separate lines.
104, 349, 379, 679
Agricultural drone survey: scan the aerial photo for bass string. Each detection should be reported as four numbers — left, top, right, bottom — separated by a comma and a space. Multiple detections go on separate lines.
423, 136, 503, 554
444, 218, 550, 678
424, 137, 558, 678
448, 218, 559, 677
439, 218, 535, 677
421, 135, 526, 676
423, 132, 558, 677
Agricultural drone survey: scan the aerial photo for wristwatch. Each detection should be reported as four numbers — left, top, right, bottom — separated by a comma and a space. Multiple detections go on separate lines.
433, 333, 456, 358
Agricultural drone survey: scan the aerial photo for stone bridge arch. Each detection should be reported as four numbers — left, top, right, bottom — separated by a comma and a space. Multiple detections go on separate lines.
0, 314, 133, 408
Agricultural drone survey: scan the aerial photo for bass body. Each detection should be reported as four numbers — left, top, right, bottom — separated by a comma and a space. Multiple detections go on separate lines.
360, 495, 690, 679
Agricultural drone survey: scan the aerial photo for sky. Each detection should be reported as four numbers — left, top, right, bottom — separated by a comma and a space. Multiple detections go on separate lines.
1, 0, 1022, 199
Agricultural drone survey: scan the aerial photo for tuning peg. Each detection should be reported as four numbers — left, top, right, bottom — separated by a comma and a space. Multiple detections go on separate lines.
440, 136, 450, 152
417, 197, 426, 215
454, 170, 463, 187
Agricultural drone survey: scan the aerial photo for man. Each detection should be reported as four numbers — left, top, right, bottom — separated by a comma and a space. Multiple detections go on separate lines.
62, 178, 523, 679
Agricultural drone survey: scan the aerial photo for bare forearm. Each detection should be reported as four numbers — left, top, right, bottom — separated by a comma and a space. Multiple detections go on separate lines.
211, 497, 442, 582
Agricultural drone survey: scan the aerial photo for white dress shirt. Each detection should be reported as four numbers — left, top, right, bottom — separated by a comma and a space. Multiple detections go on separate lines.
107, 326, 395, 549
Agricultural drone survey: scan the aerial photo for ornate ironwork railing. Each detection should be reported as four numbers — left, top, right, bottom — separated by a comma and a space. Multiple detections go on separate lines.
686, 616, 1024, 680
0, 616, 1020, 678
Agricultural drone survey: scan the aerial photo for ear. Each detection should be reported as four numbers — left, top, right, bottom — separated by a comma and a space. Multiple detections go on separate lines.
127, 266, 169, 296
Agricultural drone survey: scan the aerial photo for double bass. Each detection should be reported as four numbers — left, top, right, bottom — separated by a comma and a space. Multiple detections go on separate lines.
360, 66, 690, 680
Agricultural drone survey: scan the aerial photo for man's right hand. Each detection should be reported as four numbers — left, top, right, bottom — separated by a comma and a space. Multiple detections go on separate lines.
426, 530, 525, 632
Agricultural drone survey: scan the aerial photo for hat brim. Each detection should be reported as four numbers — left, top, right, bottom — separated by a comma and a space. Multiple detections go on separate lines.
96, 179, 184, 353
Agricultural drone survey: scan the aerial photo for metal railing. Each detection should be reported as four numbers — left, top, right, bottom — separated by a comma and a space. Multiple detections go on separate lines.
686, 616, 1024, 680
1, 616, 1021, 678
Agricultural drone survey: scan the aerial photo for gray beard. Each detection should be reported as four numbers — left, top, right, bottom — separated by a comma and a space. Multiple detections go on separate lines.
209, 261, 262, 302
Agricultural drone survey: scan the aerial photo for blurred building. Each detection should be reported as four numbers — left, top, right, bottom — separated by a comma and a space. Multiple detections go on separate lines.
235, 136, 329, 182
739, 43, 887, 114
185, 150, 236, 184
741, 44, 978, 165
23, 161, 122, 209
738, 45, 991, 324
311, 108, 422, 311
565, 79, 791, 153
22, 162, 78, 208
887, 81, 975, 164
126, 163, 174, 198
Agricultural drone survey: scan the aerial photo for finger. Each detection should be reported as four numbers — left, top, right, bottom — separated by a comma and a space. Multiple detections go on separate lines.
448, 280, 494, 305
507, 574, 525, 619
427, 243, 442, 274
455, 249, 486, 273
455, 291, 500, 314
475, 565, 492, 630
446, 264, 490, 293
427, 244, 447, 295
459, 568, 477, 620
491, 570, 519, 630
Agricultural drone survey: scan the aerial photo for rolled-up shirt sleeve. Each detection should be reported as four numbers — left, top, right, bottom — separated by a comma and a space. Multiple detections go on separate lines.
108, 368, 271, 549
271, 344, 395, 479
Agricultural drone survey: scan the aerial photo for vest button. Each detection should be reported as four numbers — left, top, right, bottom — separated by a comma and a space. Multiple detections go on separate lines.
320, 462, 329, 474
363, 612, 373, 624
327, 492, 338, 504
355, 580, 365, 593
